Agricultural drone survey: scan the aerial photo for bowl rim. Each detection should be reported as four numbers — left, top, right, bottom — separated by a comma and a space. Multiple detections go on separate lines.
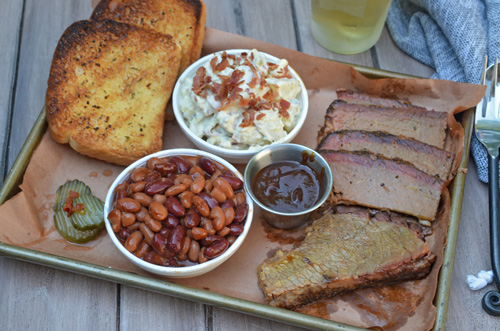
171, 48, 309, 157
243, 143, 333, 217
104, 148, 254, 275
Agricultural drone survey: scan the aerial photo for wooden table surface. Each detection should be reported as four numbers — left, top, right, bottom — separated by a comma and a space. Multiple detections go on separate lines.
0, 1, 498, 330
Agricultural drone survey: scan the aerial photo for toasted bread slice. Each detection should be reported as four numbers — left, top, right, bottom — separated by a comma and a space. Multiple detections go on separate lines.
91, 0, 206, 74
46, 19, 181, 166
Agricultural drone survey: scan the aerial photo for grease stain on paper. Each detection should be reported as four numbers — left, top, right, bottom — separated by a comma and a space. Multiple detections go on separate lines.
103, 169, 113, 177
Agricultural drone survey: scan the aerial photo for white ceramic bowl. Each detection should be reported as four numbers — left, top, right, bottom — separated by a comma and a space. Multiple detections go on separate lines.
172, 49, 309, 164
104, 149, 254, 278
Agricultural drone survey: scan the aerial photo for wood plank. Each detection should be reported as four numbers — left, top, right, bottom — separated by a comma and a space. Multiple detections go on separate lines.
374, 27, 435, 77
0, 2, 119, 331
205, 0, 297, 50
446, 160, 498, 330
0, 260, 117, 329
0, 0, 23, 184
119, 287, 206, 330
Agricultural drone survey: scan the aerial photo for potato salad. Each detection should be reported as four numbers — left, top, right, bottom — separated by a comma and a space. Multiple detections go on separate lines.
179, 49, 302, 150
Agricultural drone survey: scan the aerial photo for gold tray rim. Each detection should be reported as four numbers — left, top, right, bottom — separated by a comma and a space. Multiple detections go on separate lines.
0, 64, 471, 331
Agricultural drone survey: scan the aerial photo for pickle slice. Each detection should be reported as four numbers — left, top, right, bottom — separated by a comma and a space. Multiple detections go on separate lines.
54, 209, 101, 244
53, 179, 91, 211
70, 195, 105, 230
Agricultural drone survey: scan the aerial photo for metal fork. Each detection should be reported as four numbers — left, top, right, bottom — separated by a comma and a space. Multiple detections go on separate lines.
475, 56, 500, 315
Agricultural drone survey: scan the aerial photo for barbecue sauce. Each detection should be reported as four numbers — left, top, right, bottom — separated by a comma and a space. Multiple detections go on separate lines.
252, 161, 321, 213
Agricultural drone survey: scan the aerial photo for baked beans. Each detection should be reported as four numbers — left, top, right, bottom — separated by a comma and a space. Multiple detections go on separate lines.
108, 155, 248, 267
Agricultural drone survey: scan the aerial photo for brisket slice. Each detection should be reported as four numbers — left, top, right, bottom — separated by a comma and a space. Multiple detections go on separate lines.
318, 130, 454, 180
257, 207, 436, 309
321, 100, 448, 148
319, 150, 444, 220
336, 89, 427, 110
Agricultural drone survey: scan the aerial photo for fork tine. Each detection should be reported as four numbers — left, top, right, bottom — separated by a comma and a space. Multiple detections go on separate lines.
482, 56, 489, 117
494, 58, 499, 119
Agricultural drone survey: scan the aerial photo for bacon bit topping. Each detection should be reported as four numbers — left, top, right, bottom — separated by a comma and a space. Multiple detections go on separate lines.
215, 57, 230, 71
63, 190, 84, 217
279, 99, 291, 118
192, 67, 212, 97
256, 112, 266, 120
209, 57, 218, 71
240, 109, 255, 127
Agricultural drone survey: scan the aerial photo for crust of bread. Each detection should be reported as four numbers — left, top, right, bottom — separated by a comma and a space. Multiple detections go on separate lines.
45, 19, 181, 165
91, 0, 206, 74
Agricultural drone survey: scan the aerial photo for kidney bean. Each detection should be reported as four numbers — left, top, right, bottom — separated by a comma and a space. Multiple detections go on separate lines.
174, 174, 193, 186
139, 223, 155, 245
128, 222, 140, 231
144, 178, 174, 196
143, 171, 161, 183
197, 192, 218, 209
179, 237, 191, 256
201, 217, 216, 235
133, 192, 152, 207
129, 181, 146, 193
152, 194, 167, 205
165, 183, 187, 196
149, 201, 168, 221
165, 196, 185, 217
191, 227, 208, 240
218, 175, 243, 191
217, 226, 230, 237
135, 240, 150, 258
234, 192, 246, 206
204, 178, 213, 193
190, 175, 205, 194
198, 247, 208, 263
233, 203, 248, 223
199, 156, 216, 175
152, 233, 170, 257
117, 198, 141, 213
188, 240, 200, 262
115, 182, 128, 193
154, 162, 178, 176
170, 156, 190, 173
201, 234, 224, 247
227, 235, 237, 246
130, 167, 149, 182
214, 177, 234, 199
204, 239, 228, 259
220, 199, 235, 210
189, 166, 205, 178
192, 195, 210, 217
146, 157, 162, 170
143, 251, 169, 266
163, 214, 179, 229
167, 225, 186, 254
121, 212, 136, 227
108, 208, 122, 232
223, 207, 235, 226
184, 207, 201, 228
211, 187, 226, 203
144, 214, 162, 232
124, 231, 143, 252
115, 189, 128, 201
177, 254, 188, 262
178, 191, 194, 209
210, 206, 226, 231
135, 207, 148, 222
228, 223, 244, 236
117, 227, 130, 240
159, 227, 170, 238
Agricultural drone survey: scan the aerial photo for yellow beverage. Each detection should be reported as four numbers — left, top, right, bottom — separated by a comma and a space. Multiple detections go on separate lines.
311, 0, 392, 54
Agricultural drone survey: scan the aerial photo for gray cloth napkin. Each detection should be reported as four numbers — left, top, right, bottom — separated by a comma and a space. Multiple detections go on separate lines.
386, 0, 500, 183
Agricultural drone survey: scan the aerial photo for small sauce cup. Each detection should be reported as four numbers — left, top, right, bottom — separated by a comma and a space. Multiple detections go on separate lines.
244, 143, 333, 229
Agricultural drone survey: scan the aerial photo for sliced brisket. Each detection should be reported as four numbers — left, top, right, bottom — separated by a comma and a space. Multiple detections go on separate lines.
336, 89, 426, 110
257, 207, 436, 309
321, 100, 448, 148
319, 150, 444, 220
318, 130, 454, 180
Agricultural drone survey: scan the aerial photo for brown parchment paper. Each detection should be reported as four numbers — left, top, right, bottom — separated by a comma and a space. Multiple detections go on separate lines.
0, 28, 486, 331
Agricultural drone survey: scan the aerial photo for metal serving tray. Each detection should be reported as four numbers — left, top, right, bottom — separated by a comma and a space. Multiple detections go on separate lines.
0, 64, 472, 331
